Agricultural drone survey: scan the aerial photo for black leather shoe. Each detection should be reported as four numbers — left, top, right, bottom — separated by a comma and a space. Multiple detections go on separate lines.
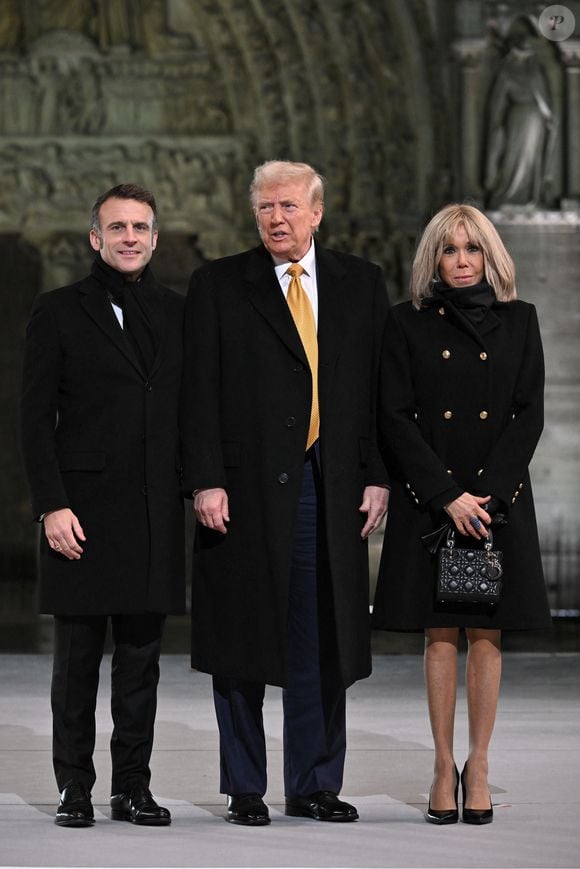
285, 791, 358, 822
110, 785, 171, 826
461, 763, 493, 825
55, 782, 94, 827
226, 793, 270, 826
425, 765, 459, 825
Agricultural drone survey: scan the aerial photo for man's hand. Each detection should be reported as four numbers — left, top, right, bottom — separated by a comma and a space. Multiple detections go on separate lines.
43, 508, 86, 560
194, 487, 230, 534
359, 485, 389, 539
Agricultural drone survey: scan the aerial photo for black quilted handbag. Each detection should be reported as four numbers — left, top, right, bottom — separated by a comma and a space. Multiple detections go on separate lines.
436, 528, 503, 605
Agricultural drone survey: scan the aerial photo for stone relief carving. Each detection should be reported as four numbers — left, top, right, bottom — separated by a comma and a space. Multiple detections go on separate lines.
0, 139, 245, 237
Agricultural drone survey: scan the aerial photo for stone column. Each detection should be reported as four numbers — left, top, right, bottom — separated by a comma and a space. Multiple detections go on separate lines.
559, 40, 580, 203
452, 38, 486, 199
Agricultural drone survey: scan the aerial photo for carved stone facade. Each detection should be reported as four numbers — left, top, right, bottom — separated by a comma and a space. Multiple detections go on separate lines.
1, 0, 579, 638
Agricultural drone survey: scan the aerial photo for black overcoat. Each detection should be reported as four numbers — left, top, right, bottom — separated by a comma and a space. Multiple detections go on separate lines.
21, 272, 185, 616
372, 297, 551, 631
181, 243, 389, 688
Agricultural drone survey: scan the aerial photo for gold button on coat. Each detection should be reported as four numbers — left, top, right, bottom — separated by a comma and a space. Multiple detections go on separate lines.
443, 410, 453, 420
442, 349, 451, 359
480, 352, 488, 360
438, 307, 445, 315
479, 410, 488, 420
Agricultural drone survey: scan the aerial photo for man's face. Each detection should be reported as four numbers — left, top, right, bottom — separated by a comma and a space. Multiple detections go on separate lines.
90, 197, 158, 280
254, 180, 323, 262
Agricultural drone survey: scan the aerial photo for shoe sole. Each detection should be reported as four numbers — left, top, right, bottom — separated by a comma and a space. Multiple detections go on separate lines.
55, 817, 94, 827
285, 806, 358, 822
226, 815, 270, 826
111, 811, 171, 826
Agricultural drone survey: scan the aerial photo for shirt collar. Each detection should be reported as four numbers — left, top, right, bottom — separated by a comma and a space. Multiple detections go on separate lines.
272, 239, 316, 281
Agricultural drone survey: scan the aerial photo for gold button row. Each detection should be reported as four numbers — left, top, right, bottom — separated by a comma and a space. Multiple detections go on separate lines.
443, 411, 489, 420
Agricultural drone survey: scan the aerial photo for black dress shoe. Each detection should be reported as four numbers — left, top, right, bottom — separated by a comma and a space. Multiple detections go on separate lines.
226, 793, 270, 826
425, 765, 459, 825
285, 791, 358, 822
461, 763, 493, 825
110, 785, 171, 826
55, 782, 94, 827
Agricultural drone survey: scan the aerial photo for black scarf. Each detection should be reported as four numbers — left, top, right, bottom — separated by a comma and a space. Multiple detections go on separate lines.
91, 255, 161, 375
422, 280, 496, 326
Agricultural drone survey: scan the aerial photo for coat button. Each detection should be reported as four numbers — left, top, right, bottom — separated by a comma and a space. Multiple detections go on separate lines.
414, 497, 420, 504
278, 472, 289, 484
511, 496, 516, 504
477, 468, 483, 476
480, 410, 488, 420
285, 416, 296, 428
518, 483, 523, 489
145, 382, 152, 392
480, 352, 488, 361
293, 364, 303, 372
141, 485, 150, 495
442, 349, 451, 359
438, 307, 445, 316
443, 410, 453, 420
406, 482, 411, 489
447, 469, 453, 475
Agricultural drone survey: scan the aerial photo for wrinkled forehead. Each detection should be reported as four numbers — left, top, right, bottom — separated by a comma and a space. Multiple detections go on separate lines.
255, 180, 313, 205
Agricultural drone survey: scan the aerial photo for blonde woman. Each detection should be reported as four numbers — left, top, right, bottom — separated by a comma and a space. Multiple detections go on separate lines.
373, 204, 551, 825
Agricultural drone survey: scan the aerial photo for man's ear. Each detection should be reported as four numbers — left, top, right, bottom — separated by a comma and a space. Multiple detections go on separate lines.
151, 230, 159, 251
89, 229, 101, 252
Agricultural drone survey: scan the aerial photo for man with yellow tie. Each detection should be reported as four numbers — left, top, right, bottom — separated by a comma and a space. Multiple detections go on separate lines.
181, 161, 389, 826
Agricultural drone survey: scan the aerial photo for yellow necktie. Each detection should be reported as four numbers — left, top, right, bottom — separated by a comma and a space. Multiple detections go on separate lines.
286, 263, 319, 450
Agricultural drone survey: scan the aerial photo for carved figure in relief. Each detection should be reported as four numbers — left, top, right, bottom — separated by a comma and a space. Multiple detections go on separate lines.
484, 16, 556, 209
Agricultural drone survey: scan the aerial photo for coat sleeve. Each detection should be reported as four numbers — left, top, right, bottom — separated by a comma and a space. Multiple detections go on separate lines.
364, 267, 391, 487
20, 295, 70, 519
180, 265, 227, 496
378, 307, 463, 508
476, 304, 544, 510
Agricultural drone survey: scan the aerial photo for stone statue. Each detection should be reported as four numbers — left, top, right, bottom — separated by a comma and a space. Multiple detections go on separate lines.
484, 16, 556, 209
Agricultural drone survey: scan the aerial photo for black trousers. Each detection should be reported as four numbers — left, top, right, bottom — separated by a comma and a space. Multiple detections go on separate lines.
213, 449, 346, 797
51, 613, 164, 794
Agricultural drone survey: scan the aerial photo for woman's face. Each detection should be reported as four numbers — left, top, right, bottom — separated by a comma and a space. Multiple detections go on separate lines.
437, 225, 484, 288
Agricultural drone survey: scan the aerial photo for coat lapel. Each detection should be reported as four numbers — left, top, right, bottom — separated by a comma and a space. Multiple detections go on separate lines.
316, 244, 347, 409
244, 246, 308, 365
79, 276, 145, 378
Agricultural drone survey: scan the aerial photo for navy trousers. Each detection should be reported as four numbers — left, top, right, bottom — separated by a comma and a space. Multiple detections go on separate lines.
51, 612, 164, 794
213, 450, 346, 797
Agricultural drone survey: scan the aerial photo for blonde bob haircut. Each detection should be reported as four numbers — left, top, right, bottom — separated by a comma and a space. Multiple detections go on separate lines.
410, 204, 516, 309
250, 160, 325, 210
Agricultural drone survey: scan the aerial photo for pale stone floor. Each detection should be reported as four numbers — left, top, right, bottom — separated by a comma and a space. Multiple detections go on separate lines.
0, 651, 579, 869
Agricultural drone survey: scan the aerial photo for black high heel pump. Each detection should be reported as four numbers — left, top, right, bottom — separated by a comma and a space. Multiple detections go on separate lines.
461, 763, 493, 825
425, 765, 459, 825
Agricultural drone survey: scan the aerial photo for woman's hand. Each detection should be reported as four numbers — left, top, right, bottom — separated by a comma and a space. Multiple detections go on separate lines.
444, 492, 492, 539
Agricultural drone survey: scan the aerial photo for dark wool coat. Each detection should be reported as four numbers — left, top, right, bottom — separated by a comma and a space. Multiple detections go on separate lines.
21, 273, 185, 616
181, 243, 389, 688
372, 297, 551, 631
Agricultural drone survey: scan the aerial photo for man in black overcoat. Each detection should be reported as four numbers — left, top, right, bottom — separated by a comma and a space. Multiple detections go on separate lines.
181, 161, 389, 825
20, 184, 185, 827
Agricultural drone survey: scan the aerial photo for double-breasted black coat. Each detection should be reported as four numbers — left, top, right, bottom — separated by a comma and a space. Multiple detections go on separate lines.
181, 243, 389, 688
372, 297, 551, 631
21, 271, 185, 616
